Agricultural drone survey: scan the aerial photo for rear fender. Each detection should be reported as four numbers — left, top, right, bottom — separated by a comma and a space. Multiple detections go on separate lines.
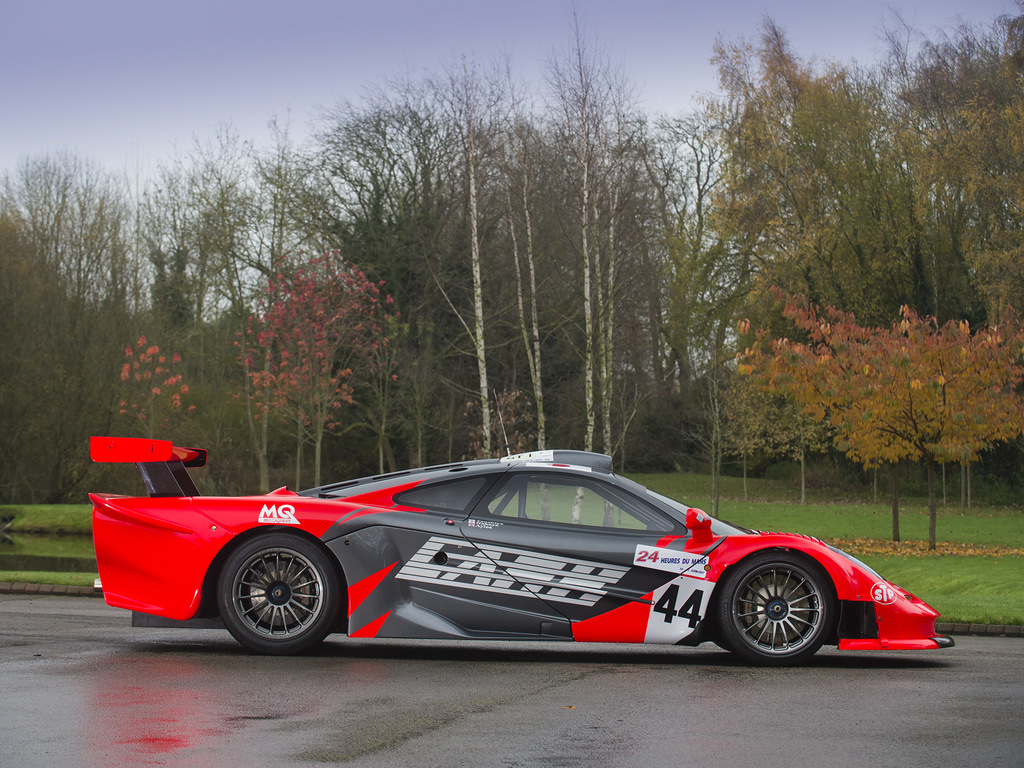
91, 493, 229, 619
198, 525, 349, 626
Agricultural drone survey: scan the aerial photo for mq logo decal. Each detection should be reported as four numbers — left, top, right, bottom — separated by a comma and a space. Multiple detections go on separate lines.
258, 504, 299, 524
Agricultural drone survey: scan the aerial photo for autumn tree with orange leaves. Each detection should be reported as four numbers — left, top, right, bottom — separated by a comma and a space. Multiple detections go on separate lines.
741, 297, 1024, 549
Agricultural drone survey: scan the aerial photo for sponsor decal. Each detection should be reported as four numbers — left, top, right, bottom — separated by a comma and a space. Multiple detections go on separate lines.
258, 503, 299, 525
467, 518, 503, 530
504, 450, 555, 463
633, 545, 709, 577
871, 581, 899, 605
498, 451, 593, 471
689, 509, 710, 524
396, 535, 628, 606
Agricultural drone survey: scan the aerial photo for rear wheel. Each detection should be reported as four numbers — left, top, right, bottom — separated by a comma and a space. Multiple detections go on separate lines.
715, 551, 835, 666
217, 533, 340, 654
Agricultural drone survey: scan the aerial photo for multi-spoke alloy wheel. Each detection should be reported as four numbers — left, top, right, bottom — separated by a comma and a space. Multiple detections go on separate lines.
218, 534, 340, 654
716, 552, 835, 665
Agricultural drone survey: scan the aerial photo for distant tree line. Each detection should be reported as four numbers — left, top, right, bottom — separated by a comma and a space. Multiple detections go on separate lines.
2, 10, 1024, 503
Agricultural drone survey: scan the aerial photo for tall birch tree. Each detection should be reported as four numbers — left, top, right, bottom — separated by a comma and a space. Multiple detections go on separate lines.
547, 13, 642, 456
498, 60, 547, 449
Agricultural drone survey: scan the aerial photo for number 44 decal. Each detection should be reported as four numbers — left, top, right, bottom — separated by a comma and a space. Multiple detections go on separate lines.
643, 578, 711, 643
653, 583, 704, 627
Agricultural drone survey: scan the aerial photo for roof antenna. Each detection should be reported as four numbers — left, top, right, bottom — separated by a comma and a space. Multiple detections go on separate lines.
494, 393, 512, 457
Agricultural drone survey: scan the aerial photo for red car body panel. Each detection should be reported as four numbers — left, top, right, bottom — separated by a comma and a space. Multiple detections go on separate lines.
90, 485, 430, 619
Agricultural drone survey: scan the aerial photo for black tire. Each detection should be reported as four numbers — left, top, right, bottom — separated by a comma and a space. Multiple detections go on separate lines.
217, 532, 340, 655
715, 551, 836, 666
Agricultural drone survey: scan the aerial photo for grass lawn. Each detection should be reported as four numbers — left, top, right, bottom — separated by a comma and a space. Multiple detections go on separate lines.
1, 504, 92, 534
856, 555, 1023, 625
631, 473, 1022, 547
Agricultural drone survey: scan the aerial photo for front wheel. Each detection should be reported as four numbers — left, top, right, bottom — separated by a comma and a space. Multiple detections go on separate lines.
715, 551, 836, 666
217, 533, 340, 654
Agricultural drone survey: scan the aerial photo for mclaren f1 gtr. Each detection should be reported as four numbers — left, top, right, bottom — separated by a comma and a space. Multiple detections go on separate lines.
88, 436, 953, 665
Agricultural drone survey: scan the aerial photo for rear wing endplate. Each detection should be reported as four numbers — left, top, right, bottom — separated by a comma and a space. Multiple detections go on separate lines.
90, 436, 207, 497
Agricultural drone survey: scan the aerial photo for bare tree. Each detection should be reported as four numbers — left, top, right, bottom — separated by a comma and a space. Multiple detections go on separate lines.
1, 153, 135, 501
313, 79, 459, 466
547, 13, 640, 455
436, 57, 496, 456
497, 57, 547, 449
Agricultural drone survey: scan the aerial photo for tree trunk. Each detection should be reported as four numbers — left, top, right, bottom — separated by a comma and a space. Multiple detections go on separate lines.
295, 419, 304, 490
314, 426, 323, 488
890, 462, 900, 543
465, 93, 491, 457
799, 446, 806, 505
926, 455, 937, 551
960, 462, 966, 512
599, 176, 619, 459
708, 376, 722, 517
941, 462, 946, 508
582, 161, 596, 453
382, 433, 397, 473
504, 137, 546, 450
242, 349, 271, 493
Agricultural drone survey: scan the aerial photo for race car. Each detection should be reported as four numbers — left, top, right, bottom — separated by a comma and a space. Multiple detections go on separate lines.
88, 436, 953, 665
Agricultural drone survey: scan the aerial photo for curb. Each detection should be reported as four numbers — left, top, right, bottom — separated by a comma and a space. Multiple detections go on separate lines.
936, 621, 1023, 637
0, 581, 103, 597
1, 582, 1021, 638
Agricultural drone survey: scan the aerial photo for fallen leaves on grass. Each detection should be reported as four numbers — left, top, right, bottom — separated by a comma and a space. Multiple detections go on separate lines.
827, 538, 1024, 557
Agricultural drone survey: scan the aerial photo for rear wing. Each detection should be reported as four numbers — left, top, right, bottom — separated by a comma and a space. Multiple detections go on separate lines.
90, 436, 207, 497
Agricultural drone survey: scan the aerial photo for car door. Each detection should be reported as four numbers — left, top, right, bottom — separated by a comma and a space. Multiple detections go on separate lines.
461, 469, 714, 644
376, 472, 574, 640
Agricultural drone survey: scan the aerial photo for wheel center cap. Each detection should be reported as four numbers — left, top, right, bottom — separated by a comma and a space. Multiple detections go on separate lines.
767, 599, 788, 620
268, 582, 291, 606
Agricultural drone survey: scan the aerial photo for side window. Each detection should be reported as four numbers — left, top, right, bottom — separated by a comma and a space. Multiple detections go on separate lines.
485, 474, 671, 532
487, 481, 528, 518
395, 476, 488, 513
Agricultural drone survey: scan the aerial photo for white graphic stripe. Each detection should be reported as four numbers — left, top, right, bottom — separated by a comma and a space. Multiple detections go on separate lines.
395, 535, 626, 607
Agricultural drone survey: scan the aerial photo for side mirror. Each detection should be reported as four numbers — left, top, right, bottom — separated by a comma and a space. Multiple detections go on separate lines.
686, 507, 713, 543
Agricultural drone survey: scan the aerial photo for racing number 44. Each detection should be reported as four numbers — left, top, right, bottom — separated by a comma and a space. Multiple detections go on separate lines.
653, 584, 704, 627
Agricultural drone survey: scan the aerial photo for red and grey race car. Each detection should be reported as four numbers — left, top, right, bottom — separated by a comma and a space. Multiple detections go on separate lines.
89, 436, 953, 665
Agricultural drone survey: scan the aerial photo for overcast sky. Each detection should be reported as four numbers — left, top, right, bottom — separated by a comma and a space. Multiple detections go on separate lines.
0, 0, 1015, 176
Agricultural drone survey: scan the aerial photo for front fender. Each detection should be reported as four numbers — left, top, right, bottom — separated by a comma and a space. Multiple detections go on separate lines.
706, 533, 874, 601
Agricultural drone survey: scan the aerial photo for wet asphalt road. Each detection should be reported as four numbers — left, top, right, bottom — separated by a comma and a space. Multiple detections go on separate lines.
1, 594, 1022, 768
